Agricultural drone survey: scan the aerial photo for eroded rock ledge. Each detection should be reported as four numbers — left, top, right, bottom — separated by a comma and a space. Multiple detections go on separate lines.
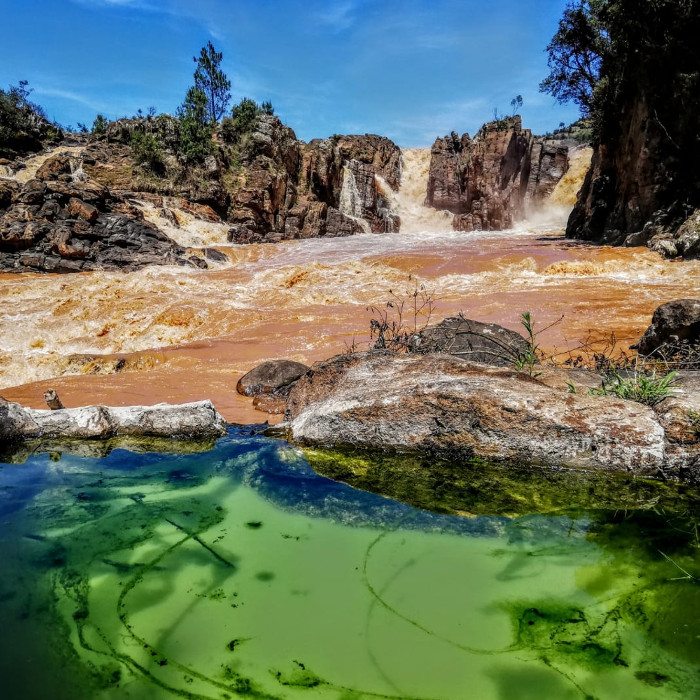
285, 352, 700, 482
0, 397, 226, 442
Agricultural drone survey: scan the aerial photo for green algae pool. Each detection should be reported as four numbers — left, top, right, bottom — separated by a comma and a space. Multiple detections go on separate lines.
1, 428, 699, 700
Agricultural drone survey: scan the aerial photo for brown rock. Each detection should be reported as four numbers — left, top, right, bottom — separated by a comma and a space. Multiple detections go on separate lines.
286, 352, 679, 477
237, 360, 310, 397
36, 153, 72, 180
632, 299, 700, 355
425, 117, 570, 231
68, 197, 99, 222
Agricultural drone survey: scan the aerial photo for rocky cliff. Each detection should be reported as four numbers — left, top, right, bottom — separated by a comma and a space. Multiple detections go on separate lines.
564, 2, 700, 260
0, 153, 204, 273
84, 114, 401, 245
425, 116, 569, 231
227, 126, 401, 243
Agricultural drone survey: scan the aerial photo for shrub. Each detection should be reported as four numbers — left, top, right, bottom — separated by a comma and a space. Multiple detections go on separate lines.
0, 80, 58, 153
130, 131, 165, 175
221, 97, 272, 144
92, 114, 108, 135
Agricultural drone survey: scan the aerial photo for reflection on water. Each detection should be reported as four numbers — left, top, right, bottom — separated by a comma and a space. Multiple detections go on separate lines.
1, 429, 699, 699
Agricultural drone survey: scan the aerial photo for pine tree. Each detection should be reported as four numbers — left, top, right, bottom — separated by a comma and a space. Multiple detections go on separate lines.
193, 41, 231, 123
177, 86, 213, 159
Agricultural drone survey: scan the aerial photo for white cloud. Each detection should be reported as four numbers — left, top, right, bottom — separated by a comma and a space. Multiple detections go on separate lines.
315, 1, 358, 32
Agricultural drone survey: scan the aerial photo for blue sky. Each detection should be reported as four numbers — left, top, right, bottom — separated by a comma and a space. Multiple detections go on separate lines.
1, 0, 581, 147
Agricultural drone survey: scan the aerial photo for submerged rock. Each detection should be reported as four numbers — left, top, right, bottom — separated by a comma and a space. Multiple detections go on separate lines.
285, 352, 699, 480
0, 398, 226, 443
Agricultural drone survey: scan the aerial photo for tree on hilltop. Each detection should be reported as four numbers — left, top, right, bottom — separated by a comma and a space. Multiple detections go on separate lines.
177, 86, 213, 159
193, 41, 231, 123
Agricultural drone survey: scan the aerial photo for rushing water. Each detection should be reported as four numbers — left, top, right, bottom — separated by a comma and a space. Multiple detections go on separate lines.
1, 430, 699, 699
3, 146, 700, 422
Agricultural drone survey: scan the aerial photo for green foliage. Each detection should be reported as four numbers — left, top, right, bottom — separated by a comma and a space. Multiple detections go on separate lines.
130, 131, 165, 175
510, 94, 523, 116
590, 370, 678, 406
176, 86, 213, 160
542, 0, 700, 190
539, 1, 608, 116
0, 80, 57, 152
514, 312, 541, 377
193, 41, 231, 123
92, 114, 108, 134
221, 97, 274, 144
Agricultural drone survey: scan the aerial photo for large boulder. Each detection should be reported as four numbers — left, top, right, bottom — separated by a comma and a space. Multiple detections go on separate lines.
411, 316, 530, 367
632, 299, 700, 355
237, 360, 310, 397
285, 352, 692, 478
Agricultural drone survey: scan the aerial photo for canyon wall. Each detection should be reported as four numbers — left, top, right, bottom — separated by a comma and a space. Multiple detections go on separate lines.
425, 116, 570, 231
86, 114, 401, 245
564, 2, 700, 260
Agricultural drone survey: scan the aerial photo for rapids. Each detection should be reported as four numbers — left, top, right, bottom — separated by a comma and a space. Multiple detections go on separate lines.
2, 147, 699, 422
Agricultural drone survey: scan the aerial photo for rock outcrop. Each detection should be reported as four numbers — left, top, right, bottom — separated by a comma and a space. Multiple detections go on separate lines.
80, 114, 402, 245
0, 397, 226, 441
227, 124, 401, 242
425, 116, 570, 231
0, 159, 205, 273
410, 316, 530, 366
632, 299, 700, 355
285, 352, 700, 481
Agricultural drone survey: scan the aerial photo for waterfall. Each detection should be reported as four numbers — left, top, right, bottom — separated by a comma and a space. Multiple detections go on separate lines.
0, 164, 14, 179
338, 166, 371, 233
69, 158, 87, 182
380, 149, 454, 234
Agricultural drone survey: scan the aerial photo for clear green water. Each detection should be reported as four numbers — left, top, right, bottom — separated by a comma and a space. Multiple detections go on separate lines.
1, 428, 699, 700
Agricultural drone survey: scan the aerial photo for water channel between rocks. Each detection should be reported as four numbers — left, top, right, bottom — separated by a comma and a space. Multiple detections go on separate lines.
1, 428, 699, 700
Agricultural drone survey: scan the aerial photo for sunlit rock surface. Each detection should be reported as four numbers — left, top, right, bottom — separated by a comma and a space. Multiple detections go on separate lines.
286, 352, 700, 480
0, 397, 226, 443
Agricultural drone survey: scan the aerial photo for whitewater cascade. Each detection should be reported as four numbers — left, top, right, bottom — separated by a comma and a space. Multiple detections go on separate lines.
380, 149, 454, 233
338, 166, 371, 233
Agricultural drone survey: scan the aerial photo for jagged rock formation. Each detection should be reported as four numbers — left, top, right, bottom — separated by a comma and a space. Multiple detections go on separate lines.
82, 114, 401, 244
285, 352, 700, 481
425, 116, 569, 231
0, 154, 205, 273
227, 127, 401, 242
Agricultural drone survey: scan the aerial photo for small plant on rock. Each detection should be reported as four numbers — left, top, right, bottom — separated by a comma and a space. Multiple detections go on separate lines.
367, 280, 436, 352
514, 311, 541, 377
590, 369, 678, 406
